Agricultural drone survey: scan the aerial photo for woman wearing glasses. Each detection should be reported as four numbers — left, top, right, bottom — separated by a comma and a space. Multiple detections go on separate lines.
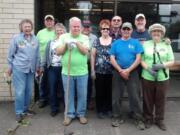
91, 19, 113, 119
141, 23, 174, 130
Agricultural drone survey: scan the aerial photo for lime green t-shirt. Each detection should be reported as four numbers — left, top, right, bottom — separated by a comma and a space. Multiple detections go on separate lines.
57, 33, 90, 76
36, 28, 55, 59
141, 40, 174, 81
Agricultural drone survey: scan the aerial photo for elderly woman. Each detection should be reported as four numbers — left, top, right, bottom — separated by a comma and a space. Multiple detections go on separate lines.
7, 19, 40, 122
91, 19, 113, 118
141, 23, 174, 130
42, 23, 66, 117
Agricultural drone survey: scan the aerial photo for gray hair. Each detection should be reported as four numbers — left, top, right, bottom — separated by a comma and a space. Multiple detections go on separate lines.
19, 19, 33, 32
69, 17, 82, 28
55, 23, 66, 33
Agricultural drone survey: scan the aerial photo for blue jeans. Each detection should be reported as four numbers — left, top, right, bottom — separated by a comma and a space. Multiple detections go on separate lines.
12, 67, 34, 115
48, 66, 63, 112
62, 74, 88, 118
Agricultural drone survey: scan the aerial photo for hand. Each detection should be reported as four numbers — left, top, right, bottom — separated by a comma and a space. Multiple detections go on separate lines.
152, 64, 165, 71
7, 69, 12, 76
91, 70, 96, 80
66, 40, 77, 50
147, 68, 157, 77
119, 69, 129, 80
163, 37, 171, 45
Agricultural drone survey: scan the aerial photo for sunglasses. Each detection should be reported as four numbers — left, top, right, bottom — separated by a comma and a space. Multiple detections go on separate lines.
122, 27, 131, 31
112, 19, 121, 22
101, 28, 110, 31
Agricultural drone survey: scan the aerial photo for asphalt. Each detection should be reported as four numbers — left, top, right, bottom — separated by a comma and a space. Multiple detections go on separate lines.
1, 100, 180, 135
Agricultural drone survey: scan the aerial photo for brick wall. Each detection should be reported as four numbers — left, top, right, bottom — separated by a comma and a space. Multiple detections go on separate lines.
0, 0, 34, 101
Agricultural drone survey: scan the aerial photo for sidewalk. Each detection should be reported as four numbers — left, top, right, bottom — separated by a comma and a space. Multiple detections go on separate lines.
1, 100, 180, 135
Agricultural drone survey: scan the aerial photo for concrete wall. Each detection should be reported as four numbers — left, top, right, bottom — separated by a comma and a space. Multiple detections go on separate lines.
0, 0, 34, 100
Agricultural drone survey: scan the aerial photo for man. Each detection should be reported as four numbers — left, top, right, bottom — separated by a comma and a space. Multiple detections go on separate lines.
56, 17, 90, 126
82, 20, 97, 110
110, 22, 145, 130
110, 15, 122, 41
132, 13, 151, 44
128, 13, 151, 118
36, 14, 55, 108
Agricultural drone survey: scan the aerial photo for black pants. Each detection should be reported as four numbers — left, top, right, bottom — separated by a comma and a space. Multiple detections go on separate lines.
95, 73, 112, 113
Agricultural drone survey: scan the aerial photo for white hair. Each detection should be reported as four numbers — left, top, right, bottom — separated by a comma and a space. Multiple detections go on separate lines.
69, 17, 82, 27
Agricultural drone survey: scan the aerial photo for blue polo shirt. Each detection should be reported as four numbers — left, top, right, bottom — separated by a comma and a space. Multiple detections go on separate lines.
110, 38, 143, 69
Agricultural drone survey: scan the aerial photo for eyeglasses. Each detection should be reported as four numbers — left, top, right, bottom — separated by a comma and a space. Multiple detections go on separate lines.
112, 19, 121, 22
101, 28, 110, 31
122, 27, 131, 31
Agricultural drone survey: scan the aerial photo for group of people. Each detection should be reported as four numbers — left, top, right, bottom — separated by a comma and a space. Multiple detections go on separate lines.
7, 13, 175, 131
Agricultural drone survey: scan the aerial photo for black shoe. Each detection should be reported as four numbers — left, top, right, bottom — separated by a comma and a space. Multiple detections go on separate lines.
128, 111, 134, 119
38, 101, 47, 108
50, 111, 59, 117
16, 114, 23, 123
145, 120, 153, 129
155, 120, 167, 131
97, 112, 105, 119
24, 110, 36, 116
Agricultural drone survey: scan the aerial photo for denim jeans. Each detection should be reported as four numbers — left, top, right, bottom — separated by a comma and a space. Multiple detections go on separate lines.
12, 67, 34, 115
48, 66, 63, 112
62, 74, 88, 118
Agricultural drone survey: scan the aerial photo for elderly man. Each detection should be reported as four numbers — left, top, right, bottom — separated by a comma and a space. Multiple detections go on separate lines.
36, 15, 55, 108
56, 17, 90, 126
132, 13, 151, 44
82, 20, 97, 110
110, 15, 122, 41
110, 22, 145, 130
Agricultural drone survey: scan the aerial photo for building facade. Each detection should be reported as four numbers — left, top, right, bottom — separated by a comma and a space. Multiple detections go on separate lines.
0, 0, 180, 100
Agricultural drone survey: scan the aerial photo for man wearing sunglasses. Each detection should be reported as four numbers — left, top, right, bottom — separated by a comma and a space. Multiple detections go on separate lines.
110, 16, 122, 41
110, 22, 145, 130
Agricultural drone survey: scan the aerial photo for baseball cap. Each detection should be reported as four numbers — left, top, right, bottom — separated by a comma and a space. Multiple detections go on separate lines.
44, 14, 54, 20
121, 22, 133, 29
135, 13, 145, 20
82, 20, 91, 27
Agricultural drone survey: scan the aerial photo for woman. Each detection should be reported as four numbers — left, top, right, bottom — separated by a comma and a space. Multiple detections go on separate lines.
91, 19, 113, 118
141, 23, 174, 130
42, 23, 66, 117
7, 19, 40, 122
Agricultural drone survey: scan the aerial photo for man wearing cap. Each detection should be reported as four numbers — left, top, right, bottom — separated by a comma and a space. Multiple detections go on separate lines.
110, 15, 122, 41
132, 13, 151, 44
82, 20, 97, 110
36, 14, 55, 108
110, 22, 145, 130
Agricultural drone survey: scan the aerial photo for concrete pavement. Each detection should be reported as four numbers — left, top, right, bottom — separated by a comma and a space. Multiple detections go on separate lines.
1, 100, 180, 135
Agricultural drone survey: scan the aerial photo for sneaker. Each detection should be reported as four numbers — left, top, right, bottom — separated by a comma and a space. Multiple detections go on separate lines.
79, 117, 88, 124
50, 111, 59, 117
155, 120, 167, 131
63, 117, 72, 126
16, 114, 23, 123
97, 112, 105, 119
135, 120, 145, 130
24, 110, 36, 116
111, 117, 124, 127
38, 101, 47, 108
